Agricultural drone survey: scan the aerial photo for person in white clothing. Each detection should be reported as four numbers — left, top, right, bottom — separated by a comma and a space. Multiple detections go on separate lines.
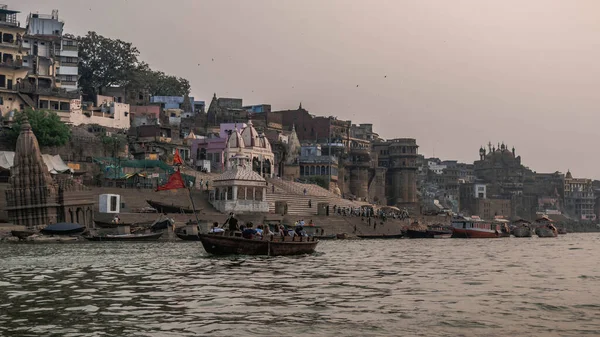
209, 222, 224, 233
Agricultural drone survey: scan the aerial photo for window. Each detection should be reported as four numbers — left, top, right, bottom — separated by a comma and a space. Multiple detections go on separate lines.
2, 53, 12, 63
110, 196, 118, 212
2, 33, 13, 43
0, 74, 5, 88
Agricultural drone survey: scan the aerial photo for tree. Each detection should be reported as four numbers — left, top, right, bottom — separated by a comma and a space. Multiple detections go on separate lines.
78, 31, 191, 98
78, 31, 142, 96
6, 108, 71, 147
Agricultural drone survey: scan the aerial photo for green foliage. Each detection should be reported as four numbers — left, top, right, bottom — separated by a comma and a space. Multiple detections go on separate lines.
7, 108, 71, 147
101, 134, 127, 154
78, 31, 142, 96
78, 31, 191, 97
303, 176, 329, 190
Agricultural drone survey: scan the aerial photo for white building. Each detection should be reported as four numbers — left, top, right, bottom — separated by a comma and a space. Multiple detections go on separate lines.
23, 11, 79, 92
427, 161, 447, 175
68, 95, 130, 130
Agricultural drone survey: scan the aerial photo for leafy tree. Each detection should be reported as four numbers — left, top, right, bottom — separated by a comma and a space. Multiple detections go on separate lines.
78, 31, 191, 98
7, 108, 71, 147
78, 31, 142, 96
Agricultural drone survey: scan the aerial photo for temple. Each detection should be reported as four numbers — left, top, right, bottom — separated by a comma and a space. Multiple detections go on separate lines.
4, 117, 95, 228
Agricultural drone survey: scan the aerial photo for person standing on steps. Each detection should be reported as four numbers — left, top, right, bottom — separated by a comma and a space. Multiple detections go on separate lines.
303, 188, 307, 196
308, 199, 312, 208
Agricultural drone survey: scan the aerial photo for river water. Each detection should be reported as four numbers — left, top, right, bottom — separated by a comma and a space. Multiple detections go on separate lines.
1, 234, 599, 336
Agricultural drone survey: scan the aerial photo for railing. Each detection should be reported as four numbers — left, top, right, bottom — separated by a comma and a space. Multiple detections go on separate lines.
62, 45, 78, 51
0, 59, 24, 67
17, 82, 80, 99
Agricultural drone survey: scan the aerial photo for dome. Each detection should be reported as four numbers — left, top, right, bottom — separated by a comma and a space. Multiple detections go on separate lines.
241, 120, 259, 147
259, 133, 272, 151
565, 170, 573, 179
226, 127, 245, 148
214, 166, 266, 182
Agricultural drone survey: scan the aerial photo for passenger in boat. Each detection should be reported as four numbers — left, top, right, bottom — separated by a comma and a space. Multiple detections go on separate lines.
278, 225, 286, 237
112, 214, 121, 224
263, 225, 273, 236
242, 223, 257, 239
210, 222, 224, 233
255, 224, 264, 236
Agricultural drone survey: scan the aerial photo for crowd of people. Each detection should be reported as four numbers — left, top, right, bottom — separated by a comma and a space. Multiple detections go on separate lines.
210, 213, 323, 240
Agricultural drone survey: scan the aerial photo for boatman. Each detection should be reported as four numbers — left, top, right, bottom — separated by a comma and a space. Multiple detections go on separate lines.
227, 213, 238, 232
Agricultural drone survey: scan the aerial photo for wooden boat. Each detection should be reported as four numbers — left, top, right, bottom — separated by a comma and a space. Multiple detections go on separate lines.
40, 223, 86, 235
93, 219, 154, 229
534, 215, 558, 238
84, 232, 163, 241
11, 230, 37, 240
357, 233, 404, 239
558, 228, 567, 235
535, 226, 558, 238
451, 216, 500, 238
314, 234, 337, 240
512, 225, 533, 237
199, 233, 318, 256
336, 233, 348, 240
146, 200, 196, 214
405, 225, 452, 239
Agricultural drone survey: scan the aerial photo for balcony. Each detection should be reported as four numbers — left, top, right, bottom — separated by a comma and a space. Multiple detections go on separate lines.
17, 82, 80, 99
0, 58, 27, 69
62, 44, 78, 51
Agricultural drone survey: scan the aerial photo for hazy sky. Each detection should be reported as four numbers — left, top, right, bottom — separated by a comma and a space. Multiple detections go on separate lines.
10, 0, 600, 178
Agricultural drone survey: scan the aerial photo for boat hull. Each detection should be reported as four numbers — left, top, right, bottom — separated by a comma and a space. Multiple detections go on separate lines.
11, 230, 37, 240
84, 232, 163, 241
176, 232, 201, 241
357, 233, 403, 239
406, 229, 452, 239
513, 227, 533, 237
199, 234, 318, 256
146, 200, 195, 214
451, 228, 499, 238
535, 228, 557, 238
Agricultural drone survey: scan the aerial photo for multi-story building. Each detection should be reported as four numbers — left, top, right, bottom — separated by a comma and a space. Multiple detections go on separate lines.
373, 138, 419, 209
563, 170, 596, 221
0, 5, 32, 124
23, 10, 79, 92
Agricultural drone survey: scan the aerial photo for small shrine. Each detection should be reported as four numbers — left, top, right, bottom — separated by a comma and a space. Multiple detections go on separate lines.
210, 150, 268, 214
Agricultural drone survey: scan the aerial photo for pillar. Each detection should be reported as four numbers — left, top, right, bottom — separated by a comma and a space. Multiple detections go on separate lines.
244, 187, 247, 200
224, 187, 228, 201
232, 186, 238, 201
253, 187, 256, 201
263, 187, 267, 201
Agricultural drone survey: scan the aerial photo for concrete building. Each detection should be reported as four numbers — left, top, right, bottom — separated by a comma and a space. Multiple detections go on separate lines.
24, 10, 79, 92
68, 95, 130, 130
206, 94, 246, 126
0, 6, 31, 123
151, 95, 204, 114
373, 138, 419, 209
459, 182, 510, 219
563, 170, 596, 221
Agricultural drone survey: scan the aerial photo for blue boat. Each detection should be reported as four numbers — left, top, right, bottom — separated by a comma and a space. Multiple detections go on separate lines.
40, 223, 86, 235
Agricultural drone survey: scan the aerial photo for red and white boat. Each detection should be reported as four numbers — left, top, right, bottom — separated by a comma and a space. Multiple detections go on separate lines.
451, 216, 501, 238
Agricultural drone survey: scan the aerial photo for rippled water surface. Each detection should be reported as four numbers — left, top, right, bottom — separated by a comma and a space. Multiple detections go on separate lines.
1, 235, 600, 336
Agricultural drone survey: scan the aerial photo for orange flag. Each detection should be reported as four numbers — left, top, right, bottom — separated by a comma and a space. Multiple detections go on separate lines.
157, 169, 186, 191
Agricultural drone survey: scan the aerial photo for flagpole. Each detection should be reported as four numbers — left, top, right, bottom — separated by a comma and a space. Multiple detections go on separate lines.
187, 185, 201, 227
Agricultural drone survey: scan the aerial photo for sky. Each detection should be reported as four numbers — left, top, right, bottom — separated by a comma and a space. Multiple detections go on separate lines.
9, 0, 600, 178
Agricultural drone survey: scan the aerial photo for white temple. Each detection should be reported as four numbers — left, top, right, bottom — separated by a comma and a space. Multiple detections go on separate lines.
210, 150, 269, 214
225, 120, 275, 178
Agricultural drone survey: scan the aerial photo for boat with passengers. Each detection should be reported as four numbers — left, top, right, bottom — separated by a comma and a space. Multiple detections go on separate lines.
451, 215, 501, 238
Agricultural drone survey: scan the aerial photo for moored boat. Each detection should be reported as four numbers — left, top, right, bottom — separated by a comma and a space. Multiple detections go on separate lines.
558, 228, 567, 235
84, 232, 163, 241
534, 215, 558, 238
11, 230, 37, 240
405, 222, 453, 239
40, 223, 86, 235
357, 233, 404, 239
199, 233, 318, 256
93, 219, 154, 229
512, 219, 533, 237
145, 200, 196, 214
451, 216, 500, 238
